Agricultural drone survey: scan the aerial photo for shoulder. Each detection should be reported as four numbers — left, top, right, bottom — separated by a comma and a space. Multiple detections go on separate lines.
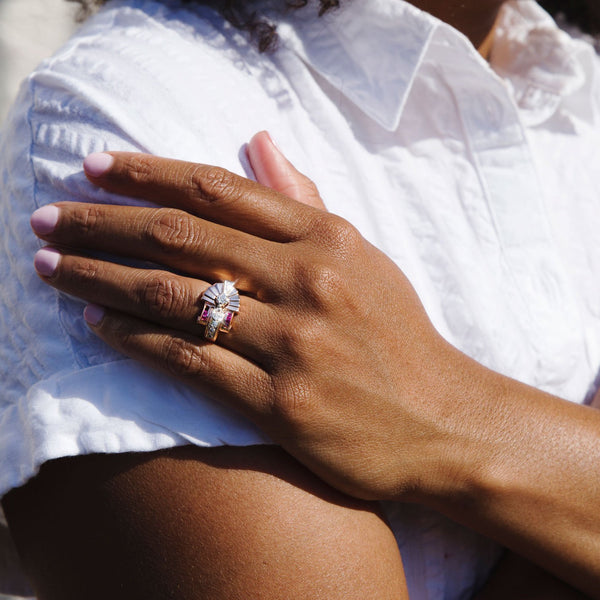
0, 0, 301, 394
5, 0, 290, 187
0, 0, 297, 228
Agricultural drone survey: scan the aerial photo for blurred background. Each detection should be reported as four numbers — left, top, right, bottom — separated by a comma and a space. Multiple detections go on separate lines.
0, 0, 77, 124
1, 2, 76, 595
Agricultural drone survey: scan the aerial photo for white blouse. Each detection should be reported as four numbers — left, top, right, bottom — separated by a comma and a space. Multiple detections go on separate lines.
1, 0, 599, 597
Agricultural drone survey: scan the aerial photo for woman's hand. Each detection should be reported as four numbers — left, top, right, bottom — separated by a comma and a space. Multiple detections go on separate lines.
30, 132, 476, 503
29, 133, 600, 595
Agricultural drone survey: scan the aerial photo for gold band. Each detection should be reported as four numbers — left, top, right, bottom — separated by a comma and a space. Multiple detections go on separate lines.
199, 281, 240, 342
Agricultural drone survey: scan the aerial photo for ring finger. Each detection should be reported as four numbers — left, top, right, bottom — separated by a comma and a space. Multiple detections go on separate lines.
34, 247, 279, 366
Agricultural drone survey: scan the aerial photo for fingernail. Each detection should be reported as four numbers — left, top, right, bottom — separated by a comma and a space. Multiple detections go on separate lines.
30, 205, 59, 235
84, 304, 105, 326
34, 247, 61, 277
84, 152, 114, 177
264, 131, 283, 154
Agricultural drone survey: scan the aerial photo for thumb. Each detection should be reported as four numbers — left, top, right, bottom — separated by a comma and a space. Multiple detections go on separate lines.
247, 131, 326, 211
592, 387, 600, 409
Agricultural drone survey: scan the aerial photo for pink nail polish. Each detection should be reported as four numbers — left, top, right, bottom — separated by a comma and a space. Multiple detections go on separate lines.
83, 153, 114, 177
34, 248, 61, 277
84, 304, 105, 326
31, 205, 59, 235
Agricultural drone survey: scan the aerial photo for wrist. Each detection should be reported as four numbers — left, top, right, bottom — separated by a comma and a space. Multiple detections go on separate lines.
396, 343, 498, 505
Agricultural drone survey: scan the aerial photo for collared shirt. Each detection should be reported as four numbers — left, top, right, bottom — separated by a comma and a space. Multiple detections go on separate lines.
1, 1, 599, 597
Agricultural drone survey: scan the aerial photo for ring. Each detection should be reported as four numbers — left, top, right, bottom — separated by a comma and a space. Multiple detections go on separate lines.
199, 281, 240, 342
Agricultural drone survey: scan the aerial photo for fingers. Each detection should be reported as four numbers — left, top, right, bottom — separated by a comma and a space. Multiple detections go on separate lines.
246, 131, 326, 211
31, 202, 281, 292
31, 138, 329, 292
83, 305, 273, 422
83, 151, 321, 243
33, 247, 277, 364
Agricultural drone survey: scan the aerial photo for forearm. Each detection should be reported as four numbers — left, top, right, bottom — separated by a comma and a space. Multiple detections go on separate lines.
30, 149, 600, 595
418, 350, 600, 596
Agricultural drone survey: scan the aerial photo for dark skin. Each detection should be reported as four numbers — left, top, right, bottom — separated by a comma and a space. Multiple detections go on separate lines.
7, 133, 594, 598
3, 2, 596, 598
411, 0, 505, 50
4, 139, 412, 600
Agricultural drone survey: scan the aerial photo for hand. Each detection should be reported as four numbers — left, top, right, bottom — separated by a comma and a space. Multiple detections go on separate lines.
30, 132, 474, 502
29, 133, 600, 595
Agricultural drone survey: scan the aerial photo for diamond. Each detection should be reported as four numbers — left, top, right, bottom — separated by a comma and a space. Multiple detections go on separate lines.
215, 293, 230, 308
212, 308, 226, 322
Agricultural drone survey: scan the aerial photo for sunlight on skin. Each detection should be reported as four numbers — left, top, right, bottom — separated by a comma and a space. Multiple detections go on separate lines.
410, 0, 506, 53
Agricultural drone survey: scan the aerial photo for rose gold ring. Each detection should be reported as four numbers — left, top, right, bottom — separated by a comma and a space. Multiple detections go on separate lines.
198, 281, 240, 342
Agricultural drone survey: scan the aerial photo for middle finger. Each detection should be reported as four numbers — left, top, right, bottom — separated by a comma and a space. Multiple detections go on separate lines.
31, 202, 284, 296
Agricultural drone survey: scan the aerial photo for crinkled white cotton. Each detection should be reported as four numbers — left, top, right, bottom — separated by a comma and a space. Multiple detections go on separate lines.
1, 1, 599, 598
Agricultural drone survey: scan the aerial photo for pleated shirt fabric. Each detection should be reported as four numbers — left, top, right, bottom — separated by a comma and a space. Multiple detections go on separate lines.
1, 1, 599, 597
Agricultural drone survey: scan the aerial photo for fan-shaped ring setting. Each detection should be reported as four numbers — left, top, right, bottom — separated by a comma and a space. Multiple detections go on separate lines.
199, 281, 240, 342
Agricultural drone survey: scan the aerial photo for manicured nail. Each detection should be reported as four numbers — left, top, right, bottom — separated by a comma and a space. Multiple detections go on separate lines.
84, 304, 105, 326
83, 152, 114, 177
30, 205, 60, 235
34, 247, 61, 277
265, 131, 282, 153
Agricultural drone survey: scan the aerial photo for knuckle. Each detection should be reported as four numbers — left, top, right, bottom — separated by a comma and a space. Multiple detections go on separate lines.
139, 274, 191, 320
144, 209, 201, 255
70, 204, 104, 236
110, 318, 138, 348
275, 314, 328, 362
189, 165, 241, 204
300, 261, 347, 311
285, 255, 348, 312
124, 154, 156, 183
311, 214, 363, 255
69, 257, 101, 285
163, 337, 211, 377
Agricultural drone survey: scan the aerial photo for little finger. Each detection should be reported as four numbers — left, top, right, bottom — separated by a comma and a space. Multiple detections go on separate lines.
33, 247, 278, 365
83, 304, 275, 424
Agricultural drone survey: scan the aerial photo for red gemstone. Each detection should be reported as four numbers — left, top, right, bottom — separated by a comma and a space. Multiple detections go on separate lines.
200, 305, 211, 323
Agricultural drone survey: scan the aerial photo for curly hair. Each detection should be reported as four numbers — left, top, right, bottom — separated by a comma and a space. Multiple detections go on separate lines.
68, 0, 339, 52
68, 0, 600, 52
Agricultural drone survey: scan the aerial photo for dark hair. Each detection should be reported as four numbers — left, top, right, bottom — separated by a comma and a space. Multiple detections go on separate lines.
69, 0, 600, 51
68, 0, 340, 51
538, 0, 600, 36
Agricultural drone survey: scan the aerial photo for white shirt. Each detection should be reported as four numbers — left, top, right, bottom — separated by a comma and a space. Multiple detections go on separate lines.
1, 1, 599, 597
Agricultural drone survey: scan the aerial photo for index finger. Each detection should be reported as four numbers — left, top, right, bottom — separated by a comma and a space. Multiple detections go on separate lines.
84, 152, 319, 242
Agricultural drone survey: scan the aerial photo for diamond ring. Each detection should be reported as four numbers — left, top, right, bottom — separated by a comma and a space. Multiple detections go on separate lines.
199, 281, 240, 342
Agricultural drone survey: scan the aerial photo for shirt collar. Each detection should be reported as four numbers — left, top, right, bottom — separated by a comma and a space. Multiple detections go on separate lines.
273, 0, 597, 130
272, 0, 438, 131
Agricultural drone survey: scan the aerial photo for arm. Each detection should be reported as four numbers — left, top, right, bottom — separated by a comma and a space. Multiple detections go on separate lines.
30, 143, 600, 597
3, 446, 407, 600
3, 134, 407, 600
474, 386, 600, 599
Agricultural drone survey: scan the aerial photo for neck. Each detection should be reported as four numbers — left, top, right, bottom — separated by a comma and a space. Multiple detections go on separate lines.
409, 0, 505, 56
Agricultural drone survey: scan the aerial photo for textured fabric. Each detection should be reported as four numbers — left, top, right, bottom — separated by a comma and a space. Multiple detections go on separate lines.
1, 0, 599, 597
